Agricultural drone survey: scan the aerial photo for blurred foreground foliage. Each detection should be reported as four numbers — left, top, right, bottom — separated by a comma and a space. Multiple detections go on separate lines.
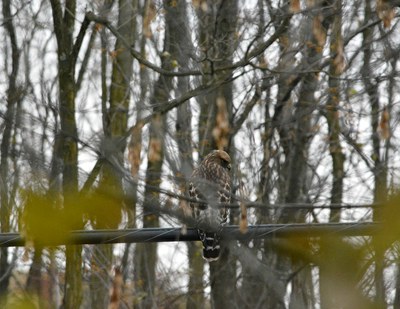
20, 189, 123, 246
13, 190, 400, 308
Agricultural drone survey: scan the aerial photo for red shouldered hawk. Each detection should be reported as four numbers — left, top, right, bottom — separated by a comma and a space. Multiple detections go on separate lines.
189, 150, 232, 261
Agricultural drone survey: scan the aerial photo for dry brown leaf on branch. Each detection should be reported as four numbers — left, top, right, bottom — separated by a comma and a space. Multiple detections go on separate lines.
94, 23, 103, 32
109, 48, 125, 59
149, 139, 162, 162
333, 39, 346, 75
239, 202, 248, 234
258, 55, 268, 69
379, 106, 390, 140
22, 243, 32, 262
192, 0, 208, 12
179, 181, 192, 235
290, 0, 301, 13
212, 96, 230, 150
143, 1, 156, 38
312, 15, 327, 50
238, 180, 248, 234
376, 0, 396, 28
180, 196, 192, 218
128, 120, 144, 177
108, 267, 123, 309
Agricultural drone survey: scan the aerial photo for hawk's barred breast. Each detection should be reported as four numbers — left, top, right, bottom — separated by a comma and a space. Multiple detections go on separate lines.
188, 150, 232, 261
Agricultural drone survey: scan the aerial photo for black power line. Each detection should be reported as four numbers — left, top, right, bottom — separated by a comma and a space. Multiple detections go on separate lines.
0, 222, 380, 247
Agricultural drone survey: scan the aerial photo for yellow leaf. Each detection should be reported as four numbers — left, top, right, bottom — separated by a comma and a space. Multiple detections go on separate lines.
21, 191, 71, 245
171, 59, 179, 68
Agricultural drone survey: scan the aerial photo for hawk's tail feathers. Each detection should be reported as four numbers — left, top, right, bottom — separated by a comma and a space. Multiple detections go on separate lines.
198, 231, 220, 262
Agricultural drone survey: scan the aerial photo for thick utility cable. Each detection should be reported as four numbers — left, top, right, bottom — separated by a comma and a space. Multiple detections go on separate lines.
0, 222, 380, 247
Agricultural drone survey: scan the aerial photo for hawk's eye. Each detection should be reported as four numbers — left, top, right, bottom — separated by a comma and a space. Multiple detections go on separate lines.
222, 159, 231, 171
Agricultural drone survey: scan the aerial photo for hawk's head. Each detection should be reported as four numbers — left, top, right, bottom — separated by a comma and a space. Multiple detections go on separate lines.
204, 150, 231, 171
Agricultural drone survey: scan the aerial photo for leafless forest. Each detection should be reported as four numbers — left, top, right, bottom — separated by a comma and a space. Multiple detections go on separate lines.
1, 0, 400, 308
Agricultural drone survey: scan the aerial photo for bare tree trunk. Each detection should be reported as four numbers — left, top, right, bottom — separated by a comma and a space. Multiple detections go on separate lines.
241, 0, 272, 294
90, 1, 136, 307
196, 0, 219, 155
388, 48, 400, 309
49, 0, 89, 306
158, 1, 202, 307
187, 244, 205, 308
276, 2, 329, 308
134, 2, 175, 306
395, 268, 400, 308
134, 118, 165, 309
326, 0, 345, 223
26, 246, 43, 295
362, 1, 387, 306
0, 0, 21, 301
189, 5, 218, 307
205, 1, 239, 307
319, 2, 345, 308
259, 4, 294, 306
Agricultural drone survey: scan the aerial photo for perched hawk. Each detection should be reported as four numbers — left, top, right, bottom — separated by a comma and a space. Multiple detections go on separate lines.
189, 150, 232, 261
